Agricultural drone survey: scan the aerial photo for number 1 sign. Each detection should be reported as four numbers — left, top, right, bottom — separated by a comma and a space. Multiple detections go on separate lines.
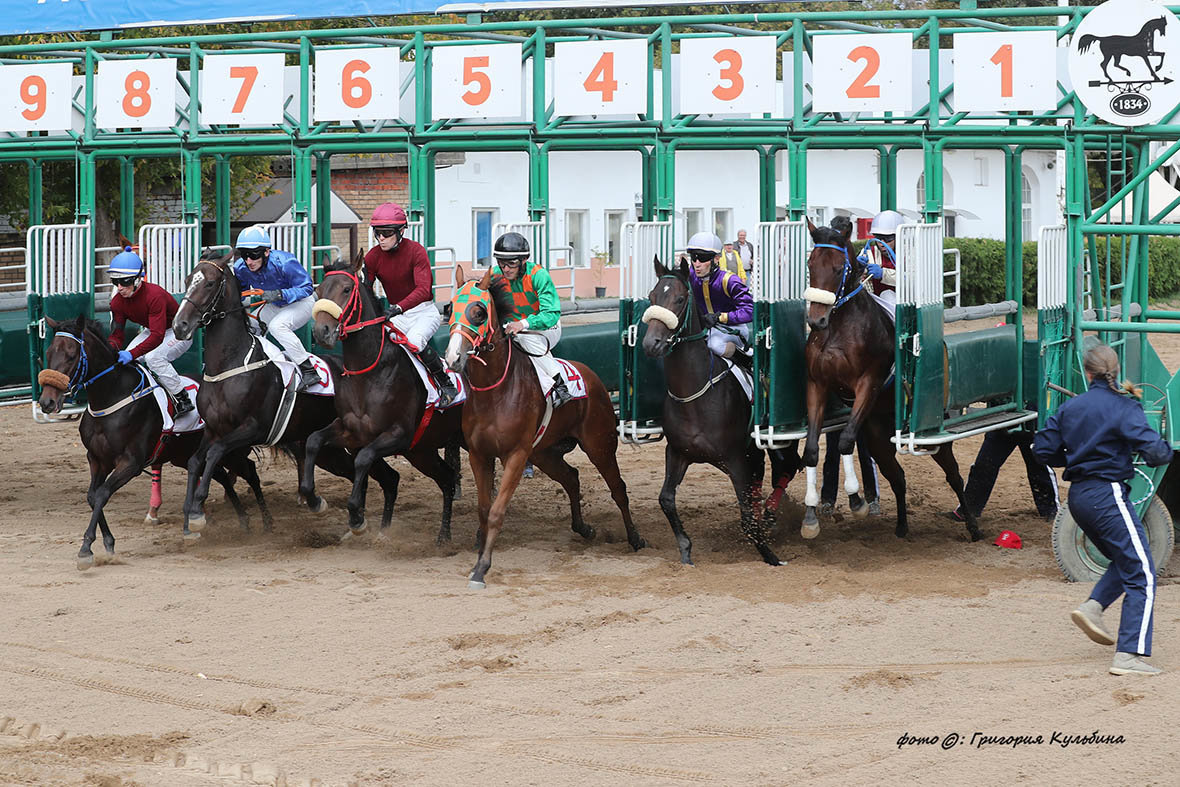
812, 33, 912, 113
553, 40, 648, 117
0, 62, 72, 133
953, 32, 1058, 112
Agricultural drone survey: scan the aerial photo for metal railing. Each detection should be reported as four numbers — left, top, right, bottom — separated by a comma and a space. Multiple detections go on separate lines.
754, 220, 808, 301
621, 220, 673, 300
896, 222, 945, 307
943, 248, 961, 310
138, 221, 199, 293
0, 246, 27, 294
1038, 224, 1068, 310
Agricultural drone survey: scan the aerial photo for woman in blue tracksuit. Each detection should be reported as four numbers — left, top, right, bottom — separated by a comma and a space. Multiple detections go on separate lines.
1033, 343, 1173, 676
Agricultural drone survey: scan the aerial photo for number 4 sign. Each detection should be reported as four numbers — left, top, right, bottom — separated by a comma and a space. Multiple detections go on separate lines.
953, 32, 1058, 112
554, 40, 648, 117
812, 33, 912, 113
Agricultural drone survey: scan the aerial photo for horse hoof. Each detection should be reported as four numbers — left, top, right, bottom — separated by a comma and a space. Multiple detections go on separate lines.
819, 502, 835, 517
467, 580, 487, 590
183, 531, 202, 542
850, 503, 869, 519
188, 514, 206, 532
801, 523, 820, 539
76, 555, 93, 571
311, 497, 328, 514
144, 515, 160, 526
349, 519, 368, 536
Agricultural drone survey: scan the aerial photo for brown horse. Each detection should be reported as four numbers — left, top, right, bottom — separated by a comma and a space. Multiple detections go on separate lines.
305, 253, 463, 543
801, 219, 980, 541
443, 267, 645, 588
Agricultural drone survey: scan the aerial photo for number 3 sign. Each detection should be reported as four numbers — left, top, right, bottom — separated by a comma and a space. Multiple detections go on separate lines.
679, 37, 777, 115
432, 44, 523, 120
0, 63, 72, 133
95, 59, 178, 129
812, 33, 912, 113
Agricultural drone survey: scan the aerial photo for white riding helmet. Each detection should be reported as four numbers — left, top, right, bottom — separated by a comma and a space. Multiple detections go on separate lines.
869, 210, 905, 237
686, 231, 723, 255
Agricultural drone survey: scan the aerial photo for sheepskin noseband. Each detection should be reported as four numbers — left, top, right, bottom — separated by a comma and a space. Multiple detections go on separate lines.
312, 298, 343, 320
803, 287, 837, 305
641, 304, 679, 331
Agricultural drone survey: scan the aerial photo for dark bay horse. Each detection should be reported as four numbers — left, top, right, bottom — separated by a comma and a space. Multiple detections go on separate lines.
641, 256, 799, 566
306, 254, 462, 542
37, 314, 268, 569
801, 219, 979, 542
444, 267, 645, 588
1078, 17, 1167, 83
172, 250, 399, 532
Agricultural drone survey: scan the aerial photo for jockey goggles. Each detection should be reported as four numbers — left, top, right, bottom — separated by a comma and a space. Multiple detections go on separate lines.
689, 250, 717, 263
238, 247, 266, 260
110, 275, 138, 288
373, 226, 405, 239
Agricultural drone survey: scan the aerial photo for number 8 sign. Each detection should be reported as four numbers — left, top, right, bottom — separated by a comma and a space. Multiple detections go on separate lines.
812, 33, 912, 113
95, 59, 178, 129
0, 63, 72, 133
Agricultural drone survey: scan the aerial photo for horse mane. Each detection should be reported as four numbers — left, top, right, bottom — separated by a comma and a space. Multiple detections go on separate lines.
485, 274, 518, 326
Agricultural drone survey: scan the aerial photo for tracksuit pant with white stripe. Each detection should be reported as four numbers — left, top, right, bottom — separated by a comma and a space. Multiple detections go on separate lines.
1068, 479, 1155, 656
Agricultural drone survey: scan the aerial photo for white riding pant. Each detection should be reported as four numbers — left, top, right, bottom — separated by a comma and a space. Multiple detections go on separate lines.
707, 323, 750, 358
128, 327, 192, 395
876, 288, 897, 309
392, 301, 442, 353
515, 322, 563, 389
251, 296, 314, 365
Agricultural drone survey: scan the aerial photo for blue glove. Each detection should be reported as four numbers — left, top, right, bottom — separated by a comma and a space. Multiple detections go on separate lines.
261, 289, 282, 303
866, 262, 884, 279
856, 249, 869, 264
117, 350, 133, 365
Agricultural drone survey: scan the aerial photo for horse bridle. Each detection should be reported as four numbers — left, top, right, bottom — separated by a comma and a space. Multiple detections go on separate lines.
641, 274, 708, 358
805, 243, 871, 312
317, 269, 392, 376
42, 329, 154, 413
182, 259, 262, 328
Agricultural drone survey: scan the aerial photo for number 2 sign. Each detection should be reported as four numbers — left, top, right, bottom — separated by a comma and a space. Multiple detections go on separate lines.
202, 53, 285, 126
952, 32, 1057, 112
553, 40, 647, 117
432, 44, 522, 120
95, 59, 178, 129
0, 62, 72, 133
679, 37, 777, 115
812, 33, 912, 113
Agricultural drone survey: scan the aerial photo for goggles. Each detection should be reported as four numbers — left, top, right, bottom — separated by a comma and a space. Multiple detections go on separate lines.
110, 275, 138, 288
238, 247, 267, 261
689, 250, 717, 263
373, 226, 405, 239
497, 257, 524, 268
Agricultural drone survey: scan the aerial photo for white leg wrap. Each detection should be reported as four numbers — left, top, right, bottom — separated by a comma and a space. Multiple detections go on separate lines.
842, 453, 860, 496
804, 466, 819, 507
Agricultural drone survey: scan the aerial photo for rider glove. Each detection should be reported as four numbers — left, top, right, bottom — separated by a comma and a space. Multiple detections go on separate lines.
385, 303, 404, 319
261, 289, 282, 303
866, 262, 884, 279
117, 349, 133, 365
701, 313, 718, 329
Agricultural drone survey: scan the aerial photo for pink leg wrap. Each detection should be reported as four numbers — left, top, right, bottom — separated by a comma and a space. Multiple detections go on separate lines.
150, 466, 163, 510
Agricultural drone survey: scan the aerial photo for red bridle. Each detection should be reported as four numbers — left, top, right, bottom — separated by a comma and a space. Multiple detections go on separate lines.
323, 270, 392, 376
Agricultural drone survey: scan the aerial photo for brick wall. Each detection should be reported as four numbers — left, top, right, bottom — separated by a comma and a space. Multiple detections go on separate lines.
332, 167, 411, 228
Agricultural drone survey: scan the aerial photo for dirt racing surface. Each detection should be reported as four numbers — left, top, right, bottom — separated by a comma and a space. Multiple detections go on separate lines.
2, 387, 1180, 784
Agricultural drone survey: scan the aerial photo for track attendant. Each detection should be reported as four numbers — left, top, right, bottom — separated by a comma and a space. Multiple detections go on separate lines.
1034, 343, 1173, 676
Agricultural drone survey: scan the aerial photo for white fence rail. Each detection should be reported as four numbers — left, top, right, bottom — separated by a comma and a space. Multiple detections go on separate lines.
621, 221, 674, 300
27, 222, 92, 298
138, 221, 199, 293
1038, 224, 1067, 310
896, 222, 944, 307
754, 220, 808, 301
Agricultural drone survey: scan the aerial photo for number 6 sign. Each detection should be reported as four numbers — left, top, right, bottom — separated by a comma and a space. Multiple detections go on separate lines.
679, 36, 777, 115
812, 33, 912, 113
554, 40, 648, 117
202, 53, 285, 126
431, 44, 522, 120
952, 32, 1058, 112
314, 48, 400, 122
95, 59, 178, 129
0, 62, 72, 133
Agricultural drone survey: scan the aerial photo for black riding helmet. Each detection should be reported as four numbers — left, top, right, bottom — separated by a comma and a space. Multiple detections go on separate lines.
493, 232, 530, 262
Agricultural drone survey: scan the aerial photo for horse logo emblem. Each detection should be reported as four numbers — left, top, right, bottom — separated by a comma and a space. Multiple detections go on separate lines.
1069, 0, 1180, 126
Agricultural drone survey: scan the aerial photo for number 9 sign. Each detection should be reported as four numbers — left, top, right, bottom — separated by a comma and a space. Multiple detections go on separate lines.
0, 63, 72, 133
432, 44, 522, 120
679, 37, 777, 115
95, 59, 178, 129
314, 48, 401, 122
812, 33, 912, 113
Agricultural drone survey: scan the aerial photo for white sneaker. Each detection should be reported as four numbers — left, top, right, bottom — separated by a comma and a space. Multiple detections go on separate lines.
1071, 599, 1115, 646
1110, 652, 1161, 676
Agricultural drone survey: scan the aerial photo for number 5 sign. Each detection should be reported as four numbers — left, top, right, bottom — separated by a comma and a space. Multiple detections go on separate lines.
953, 32, 1058, 112
95, 59, 178, 129
432, 44, 522, 120
679, 37, 777, 115
202, 53, 285, 126
812, 33, 912, 113
0, 63, 72, 133
315, 48, 400, 122
554, 40, 648, 117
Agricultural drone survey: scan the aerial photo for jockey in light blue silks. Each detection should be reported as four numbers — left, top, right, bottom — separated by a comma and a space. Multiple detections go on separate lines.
857, 209, 904, 311
685, 231, 754, 360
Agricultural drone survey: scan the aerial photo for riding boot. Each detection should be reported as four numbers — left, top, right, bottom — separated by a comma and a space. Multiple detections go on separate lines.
419, 345, 459, 408
172, 387, 195, 417
298, 359, 321, 389
550, 374, 574, 408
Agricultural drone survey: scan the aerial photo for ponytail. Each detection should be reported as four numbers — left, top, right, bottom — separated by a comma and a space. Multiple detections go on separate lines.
1085, 343, 1141, 398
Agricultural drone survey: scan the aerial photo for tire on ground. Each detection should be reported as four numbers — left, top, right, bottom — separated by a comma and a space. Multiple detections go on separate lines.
1052, 495, 1174, 583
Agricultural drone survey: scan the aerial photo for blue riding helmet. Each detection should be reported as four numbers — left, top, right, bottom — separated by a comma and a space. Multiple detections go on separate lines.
235, 225, 273, 250
109, 247, 145, 278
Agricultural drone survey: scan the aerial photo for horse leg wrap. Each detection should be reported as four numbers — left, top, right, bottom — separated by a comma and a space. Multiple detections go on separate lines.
767, 476, 790, 513
842, 453, 860, 497
150, 468, 163, 510
804, 466, 819, 507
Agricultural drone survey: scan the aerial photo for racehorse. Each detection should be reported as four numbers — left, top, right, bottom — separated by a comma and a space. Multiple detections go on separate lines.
306, 253, 462, 543
641, 256, 799, 566
172, 249, 400, 533
1078, 16, 1168, 83
444, 267, 645, 588
800, 219, 980, 541
37, 314, 270, 569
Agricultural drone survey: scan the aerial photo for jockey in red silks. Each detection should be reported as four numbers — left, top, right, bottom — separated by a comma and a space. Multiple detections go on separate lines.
685, 231, 754, 361
857, 209, 904, 311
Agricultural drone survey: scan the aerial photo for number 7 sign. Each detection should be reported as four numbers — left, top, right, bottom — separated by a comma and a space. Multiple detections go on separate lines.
554, 40, 648, 117
812, 33, 912, 113
202, 54, 285, 126
952, 32, 1057, 112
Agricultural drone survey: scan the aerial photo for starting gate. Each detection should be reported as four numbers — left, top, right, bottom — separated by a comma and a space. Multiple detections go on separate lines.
618, 220, 673, 443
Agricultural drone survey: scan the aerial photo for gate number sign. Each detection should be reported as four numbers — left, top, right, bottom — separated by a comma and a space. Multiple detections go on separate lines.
953, 31, 1058, 112
0, 62, 72, 132
431, 43, 523, 120
202, 53, 285, 126
95, 59, 178, 129
554, 40, 648, 117
811, 33, 913, 113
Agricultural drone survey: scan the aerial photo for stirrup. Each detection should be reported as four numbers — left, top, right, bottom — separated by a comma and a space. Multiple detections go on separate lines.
435, 378, 458, 407
173, 392, 195, 416
550, 381, 573, 407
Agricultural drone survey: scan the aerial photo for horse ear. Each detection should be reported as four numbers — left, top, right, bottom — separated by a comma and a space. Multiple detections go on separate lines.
807, 217, 818, 238
352, 249, 364, 273
455, 265, 466, 287
838, 220, 853, 245
653, 254, 668, 278
45, 316, 60, 329
678, 255, 691, 279
477, 267, 493, 291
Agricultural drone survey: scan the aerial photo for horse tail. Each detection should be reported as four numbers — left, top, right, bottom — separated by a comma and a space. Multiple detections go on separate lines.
1077, 34, 1098, 54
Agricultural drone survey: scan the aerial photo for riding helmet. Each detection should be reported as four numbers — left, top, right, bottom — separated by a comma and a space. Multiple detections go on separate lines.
235, 225, 273, 250
686, 231, 723, 256
371, 202, 408, 230
109, 247, 146, 279
869, 210, 906, 237
494, 232, 531, 260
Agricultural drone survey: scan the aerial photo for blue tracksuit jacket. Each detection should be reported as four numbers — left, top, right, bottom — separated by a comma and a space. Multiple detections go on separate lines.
232, 249, 313, 307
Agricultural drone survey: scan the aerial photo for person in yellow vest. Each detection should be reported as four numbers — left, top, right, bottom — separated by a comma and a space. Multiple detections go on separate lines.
491, 232, 573, 407
719, 241, 748, 283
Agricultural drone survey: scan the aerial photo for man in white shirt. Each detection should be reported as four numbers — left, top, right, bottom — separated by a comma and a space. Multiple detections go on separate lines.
734, 229, 755, 272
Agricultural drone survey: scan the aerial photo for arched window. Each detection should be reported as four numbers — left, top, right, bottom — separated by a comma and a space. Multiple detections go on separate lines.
1021, 170, 1034, 239
915, 169, 954, 209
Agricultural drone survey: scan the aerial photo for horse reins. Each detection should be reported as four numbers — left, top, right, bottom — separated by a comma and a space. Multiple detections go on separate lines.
320, 270, 393, 376
41, 330, 156, 417
808, 243, 871, 311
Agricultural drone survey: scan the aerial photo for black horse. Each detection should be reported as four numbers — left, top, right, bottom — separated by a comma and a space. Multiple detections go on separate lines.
641, 255, 799, 565
172, 249, 399, 532
800, 220, 979, 542
1078, 16, 1168, 83
306, 253, 462, 542
37, 314, 269, 569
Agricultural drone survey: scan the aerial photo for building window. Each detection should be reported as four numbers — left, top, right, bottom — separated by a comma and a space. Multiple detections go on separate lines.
565, 209, 588, 268
473, 208, 497, 268
944, 215, 956, 238
712, 208, 732, 243
605, 210, 625, 266
915, 173, 926, 207
684, 208, 703, 242
812, 206, 828, 227
1022, 171, 1033, 239
975, 156, 989, 187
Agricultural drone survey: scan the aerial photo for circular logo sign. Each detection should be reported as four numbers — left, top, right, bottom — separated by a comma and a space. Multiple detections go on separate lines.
1068, 0, 1180, 126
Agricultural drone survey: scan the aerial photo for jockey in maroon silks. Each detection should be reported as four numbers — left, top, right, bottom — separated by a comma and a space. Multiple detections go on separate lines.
685, 231, 754, 361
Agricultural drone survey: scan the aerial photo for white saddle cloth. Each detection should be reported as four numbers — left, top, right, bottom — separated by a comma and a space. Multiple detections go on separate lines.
256, 336, 336, 396
150, 375, 204, 434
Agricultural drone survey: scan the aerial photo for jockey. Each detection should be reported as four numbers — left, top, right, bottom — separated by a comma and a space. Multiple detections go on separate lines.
231, 225, 320, 389
858, 209, 904, 309
363, 202, 457, 408
685, 231, 753, 362
106, 247, 195, 416
492, 231, 573, 408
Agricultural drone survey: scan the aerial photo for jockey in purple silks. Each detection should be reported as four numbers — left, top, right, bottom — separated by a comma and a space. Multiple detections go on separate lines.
685, 231, 754, 361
